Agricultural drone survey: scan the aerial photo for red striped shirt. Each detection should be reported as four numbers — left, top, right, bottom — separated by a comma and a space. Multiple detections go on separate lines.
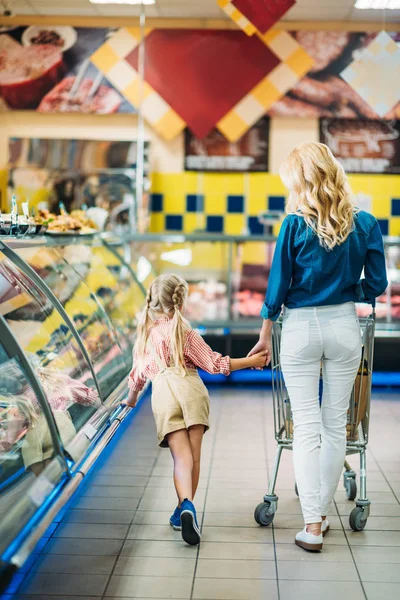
128, 317, 231, 392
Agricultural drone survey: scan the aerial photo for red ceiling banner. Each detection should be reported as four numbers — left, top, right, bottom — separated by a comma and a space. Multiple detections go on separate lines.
232, 0, 296, 35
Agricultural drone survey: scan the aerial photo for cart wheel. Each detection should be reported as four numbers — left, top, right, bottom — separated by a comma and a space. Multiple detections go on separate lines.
345, 478, 357, 501
349, 507, 367, 532
295, 483, 299, 497
254, 502, 275, 526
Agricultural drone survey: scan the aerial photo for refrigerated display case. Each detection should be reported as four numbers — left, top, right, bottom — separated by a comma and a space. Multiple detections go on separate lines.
107, 232, 400, 369
0, 235, 145, 593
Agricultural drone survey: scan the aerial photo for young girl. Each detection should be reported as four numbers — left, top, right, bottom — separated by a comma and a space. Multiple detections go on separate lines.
125, 274, 267, 546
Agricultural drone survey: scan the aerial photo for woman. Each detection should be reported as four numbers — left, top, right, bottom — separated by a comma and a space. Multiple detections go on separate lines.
249, 142, 387, 552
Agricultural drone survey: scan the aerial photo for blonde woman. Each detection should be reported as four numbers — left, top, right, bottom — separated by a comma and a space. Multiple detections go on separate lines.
124, 274, 267, 546
249, 142, 387, 552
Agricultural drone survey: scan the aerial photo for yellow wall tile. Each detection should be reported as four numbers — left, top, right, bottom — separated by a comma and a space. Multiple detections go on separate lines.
184, 213, 205, 233
265, 174, 286, 196
241, 241, 267, 265
225, 214, 245, 234
150, 213, 164, 232
225, 173, 245, 194
204, 194, 226, 215
203, 173, 229, 195
372, 197, 391, 218
390, 217, 400, 237
163, 195, 185, 214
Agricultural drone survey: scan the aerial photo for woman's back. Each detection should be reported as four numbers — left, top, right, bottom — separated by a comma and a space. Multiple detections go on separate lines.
262, 210, 387, 320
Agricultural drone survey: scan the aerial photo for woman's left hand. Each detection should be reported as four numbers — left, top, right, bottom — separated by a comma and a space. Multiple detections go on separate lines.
248, 335, 272, 367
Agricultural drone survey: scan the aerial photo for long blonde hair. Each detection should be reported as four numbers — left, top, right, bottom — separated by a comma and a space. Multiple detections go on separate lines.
135, 274, 189, 374
280, 142, 355, 249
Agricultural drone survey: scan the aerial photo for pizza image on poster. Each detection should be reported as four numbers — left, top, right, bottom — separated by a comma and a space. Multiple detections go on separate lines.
320, 118, 400, 174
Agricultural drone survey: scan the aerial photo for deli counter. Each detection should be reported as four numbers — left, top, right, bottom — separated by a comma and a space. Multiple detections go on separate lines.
109, 232, 400, 373
0, 234, 145, 592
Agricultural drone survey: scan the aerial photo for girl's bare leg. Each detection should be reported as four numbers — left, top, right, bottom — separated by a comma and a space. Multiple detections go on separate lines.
168, 429, 194, 504
188, 425, 205, 498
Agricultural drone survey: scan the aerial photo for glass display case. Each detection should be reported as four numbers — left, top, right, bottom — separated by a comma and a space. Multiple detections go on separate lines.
0, 235, 145, 591
109, 232, 400, 331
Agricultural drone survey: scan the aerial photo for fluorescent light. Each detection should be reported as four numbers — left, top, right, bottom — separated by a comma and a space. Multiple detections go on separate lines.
355, 0, 400, 8
161, 249, 193, 267
137, 256, 152, 283
90, 0, 155, 5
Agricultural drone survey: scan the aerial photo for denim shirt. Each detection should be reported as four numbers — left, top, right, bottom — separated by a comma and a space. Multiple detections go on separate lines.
261, 210, 388, 321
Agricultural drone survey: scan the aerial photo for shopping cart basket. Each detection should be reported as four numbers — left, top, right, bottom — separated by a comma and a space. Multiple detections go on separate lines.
254, 309, 375, 532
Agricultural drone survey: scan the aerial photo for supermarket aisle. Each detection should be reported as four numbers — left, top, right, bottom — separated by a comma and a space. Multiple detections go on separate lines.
12, 388, 400, 600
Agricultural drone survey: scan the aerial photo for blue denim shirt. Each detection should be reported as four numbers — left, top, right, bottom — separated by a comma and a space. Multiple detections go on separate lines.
261, 210, 388, 321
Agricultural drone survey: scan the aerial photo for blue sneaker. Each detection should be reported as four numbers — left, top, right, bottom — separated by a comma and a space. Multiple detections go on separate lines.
169, 506, 181, 531
180, 499, 201, 546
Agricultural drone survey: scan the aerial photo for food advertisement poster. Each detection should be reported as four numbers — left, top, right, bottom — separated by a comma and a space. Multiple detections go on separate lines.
268, 31, 400, 120
0, 26, 132, 114
184, 117, 269, 172
320, 119, 400, 174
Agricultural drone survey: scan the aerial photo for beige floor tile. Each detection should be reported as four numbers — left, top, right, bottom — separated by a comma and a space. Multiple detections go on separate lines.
335, 491, 398, 504
133, 510, 202, 526
193, 578, 278, 600
273, 528, 347, 546
54, 523, 129, 539
278, 560, 359, 581
120, 540, 197, 559
80, 485, 145, 499
348, 530, 400, 546
363, 582, 400, 600
72, 496, 140, 511
199, 542, 274, 561
196, 558, 276, 579
33, 554, 116, 574
202, 526, 273, 544
127, 524, 182, 541
62, 509, 136, 525
336, 503, 400, 517
19, 573, 109, 596
279, 580, 365, 600
203, 512, 259, 528
275, 543, 353, 562
42, 538, 123, 556
344, 516, 400, 531
114, 556, 196, 577
352, 545, 400, 563
105, 575, 192, 598
358, 562, 400, 582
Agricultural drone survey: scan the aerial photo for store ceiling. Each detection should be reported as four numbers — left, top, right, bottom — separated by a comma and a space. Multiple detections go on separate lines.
8, 0, 400, 22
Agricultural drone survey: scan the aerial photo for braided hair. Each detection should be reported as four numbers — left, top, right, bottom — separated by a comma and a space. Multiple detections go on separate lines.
134, 274, 189, 374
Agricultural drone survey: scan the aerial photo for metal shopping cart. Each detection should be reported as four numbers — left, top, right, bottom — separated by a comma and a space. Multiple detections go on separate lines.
254, 309, 376, 532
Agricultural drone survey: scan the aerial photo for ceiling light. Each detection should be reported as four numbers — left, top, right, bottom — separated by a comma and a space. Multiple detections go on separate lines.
90, 0, 155, 5
355, 0, 400, 8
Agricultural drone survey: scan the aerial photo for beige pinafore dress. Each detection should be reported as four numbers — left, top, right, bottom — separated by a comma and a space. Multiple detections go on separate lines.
147, 340, 210, 448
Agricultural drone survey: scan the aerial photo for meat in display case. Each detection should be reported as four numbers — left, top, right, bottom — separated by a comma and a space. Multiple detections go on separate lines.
0, 234, 145, 592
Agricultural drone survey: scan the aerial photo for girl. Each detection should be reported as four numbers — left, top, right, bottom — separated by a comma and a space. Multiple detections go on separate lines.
249, 142, 387, 552
125, 274, 267, 546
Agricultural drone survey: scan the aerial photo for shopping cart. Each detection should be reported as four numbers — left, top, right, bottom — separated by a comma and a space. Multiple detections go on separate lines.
254, 309, 375, 532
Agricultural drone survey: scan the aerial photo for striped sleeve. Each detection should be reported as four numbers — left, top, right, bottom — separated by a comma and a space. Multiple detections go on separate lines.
184, 329, 231, 376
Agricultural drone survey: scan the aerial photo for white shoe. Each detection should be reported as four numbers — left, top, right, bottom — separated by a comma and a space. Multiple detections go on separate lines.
322, 519, 330, 537
295, 527, 323, 552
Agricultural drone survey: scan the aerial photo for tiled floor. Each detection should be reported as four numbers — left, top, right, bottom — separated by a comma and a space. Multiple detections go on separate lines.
8, 388, 400, 600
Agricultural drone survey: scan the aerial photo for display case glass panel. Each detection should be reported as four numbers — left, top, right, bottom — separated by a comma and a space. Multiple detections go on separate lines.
0, 340, 67, 555
117, 240, 231, 325
0, 250, 101, 452
11, 244, 127, 399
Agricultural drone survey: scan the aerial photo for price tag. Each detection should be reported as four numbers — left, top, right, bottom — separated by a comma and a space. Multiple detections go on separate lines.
83, 423, 97, 440
28, 476, 55, 507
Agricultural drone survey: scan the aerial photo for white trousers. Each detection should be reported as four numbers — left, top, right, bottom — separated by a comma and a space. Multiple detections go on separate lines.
280, 303, 362, 524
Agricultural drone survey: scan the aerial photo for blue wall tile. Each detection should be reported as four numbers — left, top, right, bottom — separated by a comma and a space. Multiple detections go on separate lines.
186, 194, 204, 212
150, 193, 163, 212
268, 195, 285, 212
377, 219, 389, 236
207, 216, 224, 233
248, 216, 263, 235
227, 195, 244, 213
392, 198, 400, 216
165, 215, 183, 231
